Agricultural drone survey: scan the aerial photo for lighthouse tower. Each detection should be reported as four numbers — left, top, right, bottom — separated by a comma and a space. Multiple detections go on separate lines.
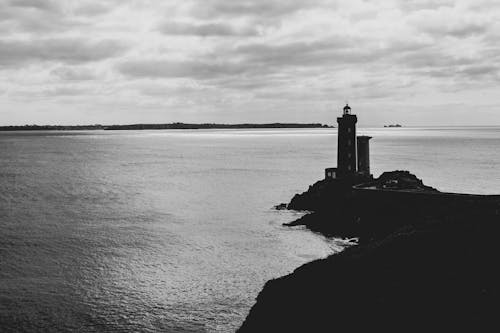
336, 104, 357, 176
324, 104, 372, 180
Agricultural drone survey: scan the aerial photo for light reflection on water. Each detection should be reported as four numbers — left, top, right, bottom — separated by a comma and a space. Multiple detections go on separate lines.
1, 127, 499, 332
0, 129, 336, 332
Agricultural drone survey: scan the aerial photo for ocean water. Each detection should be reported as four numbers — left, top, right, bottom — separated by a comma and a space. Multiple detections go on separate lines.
1, 127, 499, 332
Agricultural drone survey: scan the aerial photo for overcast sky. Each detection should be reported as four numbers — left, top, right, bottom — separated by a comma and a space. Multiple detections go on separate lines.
1, 0, 499, 126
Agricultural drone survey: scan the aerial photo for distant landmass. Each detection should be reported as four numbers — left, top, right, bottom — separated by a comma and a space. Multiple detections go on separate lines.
0, 123, 332, 131
384, 124, 402, 128
104, 123, 332, 130
0, 125, 105, 131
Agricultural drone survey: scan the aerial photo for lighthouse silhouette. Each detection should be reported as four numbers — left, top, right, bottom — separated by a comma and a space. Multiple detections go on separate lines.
337, 104, 357, 175
325, 104, 372, 179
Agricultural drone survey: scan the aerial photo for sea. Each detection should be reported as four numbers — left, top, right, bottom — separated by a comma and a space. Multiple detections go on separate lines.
1, 127, 500, 332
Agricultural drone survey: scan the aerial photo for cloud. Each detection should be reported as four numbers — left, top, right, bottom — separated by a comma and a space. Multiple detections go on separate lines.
399, 47, 474, 70
398, 0, 454, 11
407, 6, 492, 38
0, 38, 128, 67
8, 0, 61, 12
118, 59, 246, 79
44, 86, 88, 97
211, 76, 286, 91
138, 83, 213, 97
190, 0, 326, 19
446, 23, 488, 37
158, 21, 258, 37
232, 37, 367, 68
0, 0, 78, 33
50, 66, 98, 81
73, 3, 115, 17
1, 0, 500, 125
418, 64, 500, 81
117, 36, 373, 84
459, 65, 498, 77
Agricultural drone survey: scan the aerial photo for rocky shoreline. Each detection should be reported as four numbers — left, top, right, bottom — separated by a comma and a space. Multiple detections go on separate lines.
238, 171, 500, 332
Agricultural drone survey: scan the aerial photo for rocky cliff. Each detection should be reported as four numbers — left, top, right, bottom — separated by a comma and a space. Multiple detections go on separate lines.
239, 171, 500, 332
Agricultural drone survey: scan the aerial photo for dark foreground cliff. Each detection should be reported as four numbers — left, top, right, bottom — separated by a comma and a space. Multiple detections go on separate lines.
239, 171, 500, 332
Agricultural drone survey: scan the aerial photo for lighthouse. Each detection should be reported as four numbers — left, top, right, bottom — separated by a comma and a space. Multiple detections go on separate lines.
325, 104, 372, 180
337, 104, 357, 176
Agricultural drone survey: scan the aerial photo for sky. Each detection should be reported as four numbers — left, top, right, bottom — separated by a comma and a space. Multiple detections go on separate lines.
0, 0, 499, 126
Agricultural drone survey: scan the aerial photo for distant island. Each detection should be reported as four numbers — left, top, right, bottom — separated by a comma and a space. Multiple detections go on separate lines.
103, 123, 332, 130
0, 125, 104, 131
0, 123, 332, 131
383, 124, 402, 127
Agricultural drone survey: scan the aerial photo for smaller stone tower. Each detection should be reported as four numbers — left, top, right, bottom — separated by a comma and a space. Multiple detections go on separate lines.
357, 136, 372, 176
336, 104, 357, 176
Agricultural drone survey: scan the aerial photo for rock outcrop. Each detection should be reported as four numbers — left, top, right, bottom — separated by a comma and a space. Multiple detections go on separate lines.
284, 171, 499, 240
239, 171, 500, 332
239, 214, 500, 332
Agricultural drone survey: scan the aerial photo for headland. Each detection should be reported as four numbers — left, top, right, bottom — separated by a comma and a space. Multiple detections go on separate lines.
0, 123, 331, 131
238, 105, 500, 332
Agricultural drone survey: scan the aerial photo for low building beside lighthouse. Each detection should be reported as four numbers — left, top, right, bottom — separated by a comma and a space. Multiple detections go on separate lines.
325, 104, 373, 180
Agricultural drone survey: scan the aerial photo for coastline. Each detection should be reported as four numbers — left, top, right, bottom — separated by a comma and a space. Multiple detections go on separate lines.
0, 123, 331, 131
238, 171, 500, 331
